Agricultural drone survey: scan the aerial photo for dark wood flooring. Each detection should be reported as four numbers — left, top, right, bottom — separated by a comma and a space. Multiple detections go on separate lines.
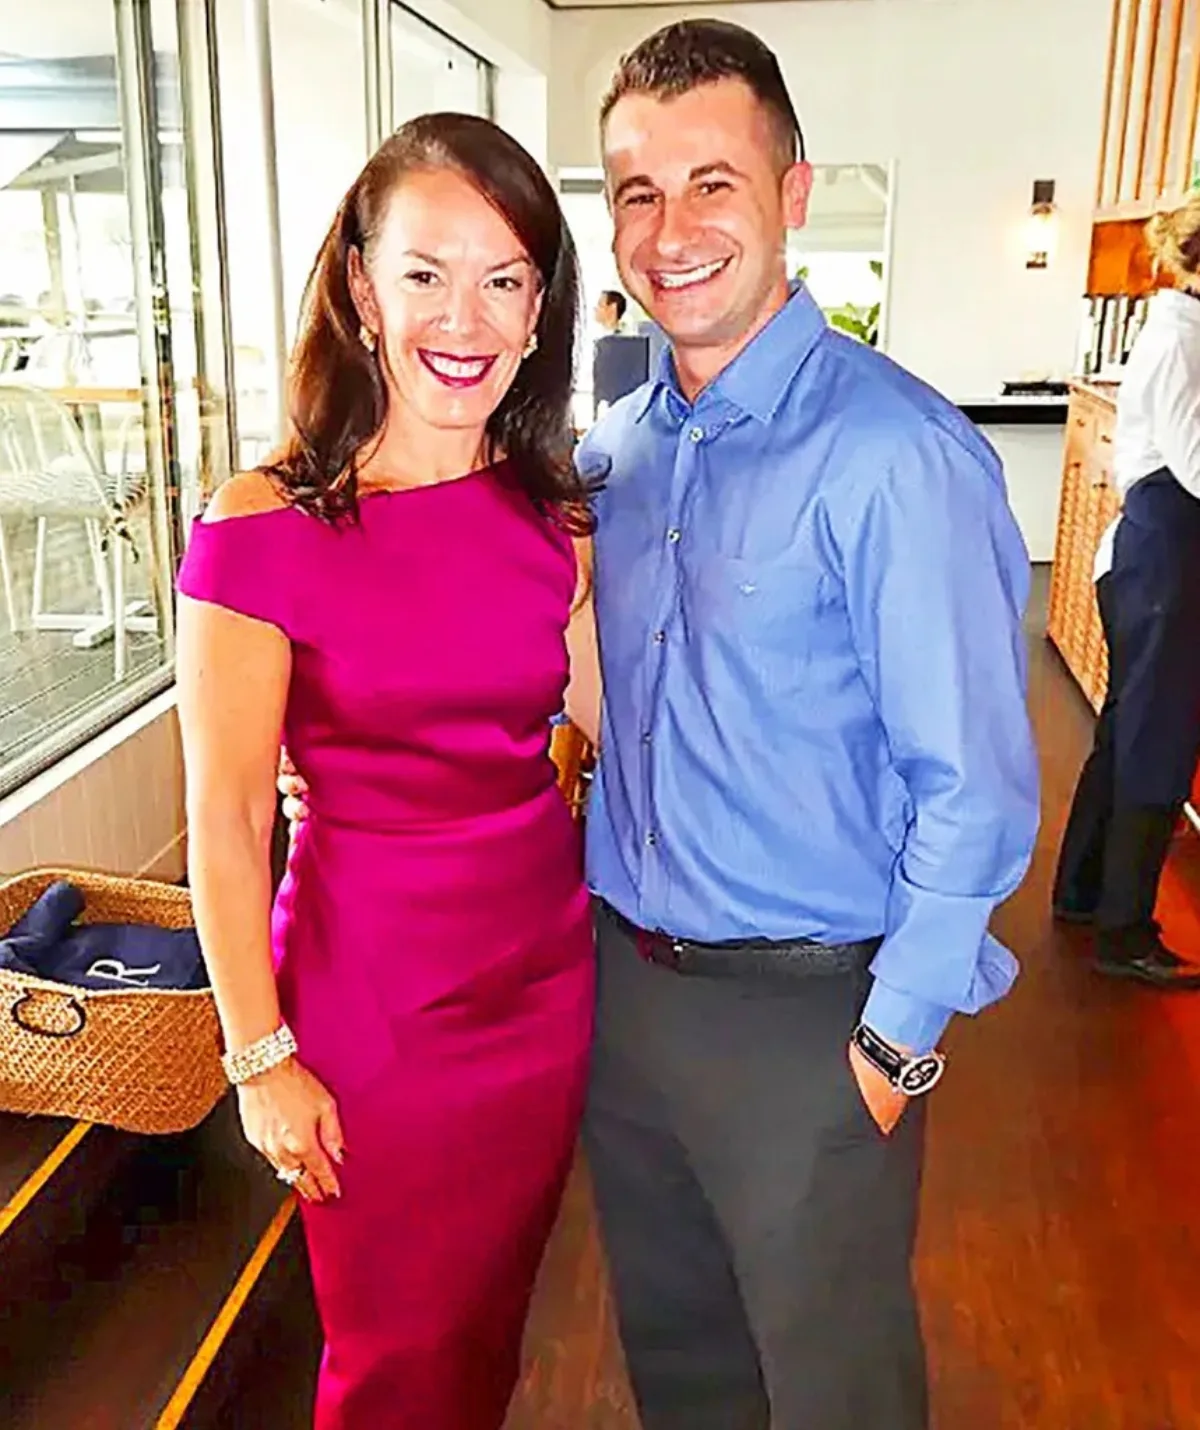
912, 589, 1200, 1430
0, 1101, 286, 1430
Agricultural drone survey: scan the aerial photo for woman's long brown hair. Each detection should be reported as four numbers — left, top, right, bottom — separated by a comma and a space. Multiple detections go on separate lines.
263, 113, 592, 531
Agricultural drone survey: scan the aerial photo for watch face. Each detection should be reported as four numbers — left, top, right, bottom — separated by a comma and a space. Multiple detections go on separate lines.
898, 1055, 944, 1096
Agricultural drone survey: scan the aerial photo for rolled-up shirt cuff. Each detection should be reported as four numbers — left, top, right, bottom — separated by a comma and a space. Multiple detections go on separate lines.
860, 981, 953, 1055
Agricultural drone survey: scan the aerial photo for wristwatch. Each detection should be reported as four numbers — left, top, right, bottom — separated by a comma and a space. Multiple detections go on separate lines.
852, 1022, 945, 1096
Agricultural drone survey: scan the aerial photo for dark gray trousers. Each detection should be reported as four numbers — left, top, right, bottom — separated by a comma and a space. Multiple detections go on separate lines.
583, 902, 928, 1430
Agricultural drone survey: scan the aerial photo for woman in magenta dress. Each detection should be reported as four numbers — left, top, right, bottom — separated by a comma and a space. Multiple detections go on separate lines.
175, 114, 599, 1429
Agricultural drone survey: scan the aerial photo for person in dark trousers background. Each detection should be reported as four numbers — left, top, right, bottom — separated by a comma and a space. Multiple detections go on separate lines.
579, 20, 1039, 1430
1054, 196, 1200, 988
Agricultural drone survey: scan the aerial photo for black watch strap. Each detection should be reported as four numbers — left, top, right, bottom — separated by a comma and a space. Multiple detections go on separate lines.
852, 1023, 945, 1096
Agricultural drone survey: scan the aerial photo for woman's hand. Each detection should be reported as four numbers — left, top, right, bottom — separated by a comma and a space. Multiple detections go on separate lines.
237, 1057, 346, 1203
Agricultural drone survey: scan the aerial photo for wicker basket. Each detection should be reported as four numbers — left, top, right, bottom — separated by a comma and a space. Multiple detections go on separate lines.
0, 868, 226, 1135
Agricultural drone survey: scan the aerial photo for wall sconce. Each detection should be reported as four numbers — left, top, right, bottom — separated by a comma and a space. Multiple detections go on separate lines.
1025, 179, 1057, 269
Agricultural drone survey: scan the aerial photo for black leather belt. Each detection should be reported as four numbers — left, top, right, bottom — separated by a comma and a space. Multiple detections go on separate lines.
600, 902, 881, 981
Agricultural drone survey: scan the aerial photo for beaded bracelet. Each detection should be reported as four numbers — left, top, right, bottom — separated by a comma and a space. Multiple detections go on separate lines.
221, 1023, 298, 1085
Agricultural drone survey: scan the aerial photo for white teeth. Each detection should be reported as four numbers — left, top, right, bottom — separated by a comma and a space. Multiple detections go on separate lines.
425, 354, 489, 378
657, 260, 728, 290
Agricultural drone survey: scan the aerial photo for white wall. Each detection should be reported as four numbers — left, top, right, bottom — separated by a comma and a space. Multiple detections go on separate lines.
416, 0, 550, 73
548, 0, 1110, 402
0, 699, 186, 880
398, 0, 551, 164
977, 423, 1066, 563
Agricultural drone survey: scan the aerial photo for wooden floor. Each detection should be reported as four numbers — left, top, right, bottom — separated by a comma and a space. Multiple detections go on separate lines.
912, 585, 1200, 1430
505, 566, 1200, 1430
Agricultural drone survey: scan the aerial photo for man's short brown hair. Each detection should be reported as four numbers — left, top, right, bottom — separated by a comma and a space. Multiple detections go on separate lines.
600, 19, 806, 171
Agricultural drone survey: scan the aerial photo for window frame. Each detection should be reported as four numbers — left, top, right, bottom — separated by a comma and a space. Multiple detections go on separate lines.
384, 1, 495, 134
0, 0, 231, 801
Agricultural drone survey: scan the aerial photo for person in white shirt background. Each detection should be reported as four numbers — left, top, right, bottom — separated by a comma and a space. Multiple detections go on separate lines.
1054, 195, 1200, 987
594, 288, 628, 335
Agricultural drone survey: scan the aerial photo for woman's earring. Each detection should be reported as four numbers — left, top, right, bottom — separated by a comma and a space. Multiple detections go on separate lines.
523, 334, 538, 359
359, 325, 377, 354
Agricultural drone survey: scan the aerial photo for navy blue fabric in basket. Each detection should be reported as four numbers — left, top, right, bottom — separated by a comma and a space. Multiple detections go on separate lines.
0, 880, 208, 992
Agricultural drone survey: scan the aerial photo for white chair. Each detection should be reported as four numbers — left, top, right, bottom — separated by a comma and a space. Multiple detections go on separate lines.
0, 384, 161, 682
0, 334, 25, 374
22, 329, 89, 387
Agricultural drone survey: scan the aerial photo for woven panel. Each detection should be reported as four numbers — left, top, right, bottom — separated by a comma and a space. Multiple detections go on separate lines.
1048, 408, 1089, 664
1048, 390, 1122, 714
0, 869, 225, 1135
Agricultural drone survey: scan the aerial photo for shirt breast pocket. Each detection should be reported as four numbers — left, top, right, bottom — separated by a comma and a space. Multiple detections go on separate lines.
686, 552, 828, 672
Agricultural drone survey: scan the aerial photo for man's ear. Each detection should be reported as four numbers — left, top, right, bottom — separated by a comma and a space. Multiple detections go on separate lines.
782, 161, 814, 232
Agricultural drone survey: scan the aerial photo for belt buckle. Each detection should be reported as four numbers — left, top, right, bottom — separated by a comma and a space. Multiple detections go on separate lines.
659, 931, 689, 970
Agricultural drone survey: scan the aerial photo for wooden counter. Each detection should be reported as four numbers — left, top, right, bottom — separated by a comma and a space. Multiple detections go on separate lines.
1046, 383, 1121, 712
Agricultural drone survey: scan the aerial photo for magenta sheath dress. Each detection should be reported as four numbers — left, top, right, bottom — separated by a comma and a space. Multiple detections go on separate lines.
177, 465, 595, 1429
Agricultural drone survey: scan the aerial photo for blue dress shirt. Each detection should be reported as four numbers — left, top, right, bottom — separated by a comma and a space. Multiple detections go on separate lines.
578, 286, 1040, 1053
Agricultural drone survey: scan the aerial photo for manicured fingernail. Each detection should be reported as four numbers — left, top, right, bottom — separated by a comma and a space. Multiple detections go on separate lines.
332, 1147, 345, 1165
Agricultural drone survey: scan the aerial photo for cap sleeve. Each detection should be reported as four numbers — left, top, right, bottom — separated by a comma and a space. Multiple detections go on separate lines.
176, 512, 300, 637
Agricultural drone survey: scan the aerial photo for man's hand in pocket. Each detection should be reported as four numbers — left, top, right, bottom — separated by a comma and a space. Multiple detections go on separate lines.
848, 1041, 908, 1136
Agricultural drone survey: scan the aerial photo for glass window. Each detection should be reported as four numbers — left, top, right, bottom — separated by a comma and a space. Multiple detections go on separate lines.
215, 0, 368, 472
789, 163, 889, 350
0, 0, 230, 797
390, 4, 490, 128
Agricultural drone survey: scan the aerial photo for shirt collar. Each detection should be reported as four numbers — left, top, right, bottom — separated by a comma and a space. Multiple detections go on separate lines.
1151, 286, 1200, 329
634, 283, 827, 425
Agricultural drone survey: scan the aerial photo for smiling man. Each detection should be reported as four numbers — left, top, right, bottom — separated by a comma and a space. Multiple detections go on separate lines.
577, 20, 1040, 1430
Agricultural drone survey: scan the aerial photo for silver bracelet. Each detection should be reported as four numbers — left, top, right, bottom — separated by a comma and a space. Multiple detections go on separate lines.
222, 1023, 298, 1085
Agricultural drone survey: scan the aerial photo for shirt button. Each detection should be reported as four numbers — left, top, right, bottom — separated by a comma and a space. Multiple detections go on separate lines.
689, 426, 704, 443
667, 528, 682, 544
641, 730, 652, 745
645, 831, 657, 847
652, 630, 666, 645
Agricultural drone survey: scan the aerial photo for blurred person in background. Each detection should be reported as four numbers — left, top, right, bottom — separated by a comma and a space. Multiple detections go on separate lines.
1054, 196, 1200, 988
